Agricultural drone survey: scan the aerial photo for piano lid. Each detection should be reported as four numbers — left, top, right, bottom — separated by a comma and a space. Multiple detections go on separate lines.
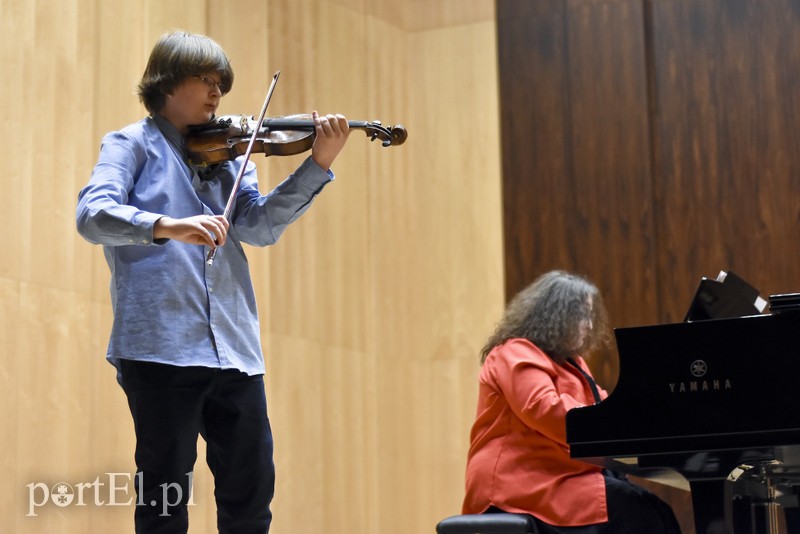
566, 311, 800, 459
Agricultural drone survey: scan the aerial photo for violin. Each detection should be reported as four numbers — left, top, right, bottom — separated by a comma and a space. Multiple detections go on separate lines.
198, 71, 407, 266
186, 113, 408, 165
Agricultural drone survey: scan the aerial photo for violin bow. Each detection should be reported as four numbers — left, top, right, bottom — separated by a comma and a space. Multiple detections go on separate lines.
206, 70, 281, 266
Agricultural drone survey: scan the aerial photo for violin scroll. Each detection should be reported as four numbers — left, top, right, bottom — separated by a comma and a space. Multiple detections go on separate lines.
361, 120, 408, 147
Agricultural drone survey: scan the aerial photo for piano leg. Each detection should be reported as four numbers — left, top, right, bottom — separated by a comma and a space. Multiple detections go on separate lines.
746, 465, 781, 533
638, 450, 785, 534
727, 462, 792, 534
689, 479, 728, 534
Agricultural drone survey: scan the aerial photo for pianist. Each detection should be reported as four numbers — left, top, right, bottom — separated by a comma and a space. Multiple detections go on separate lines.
462, 270, 680, 533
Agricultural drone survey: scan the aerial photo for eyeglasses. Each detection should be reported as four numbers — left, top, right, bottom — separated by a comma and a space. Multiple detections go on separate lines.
193, 75, 227, 94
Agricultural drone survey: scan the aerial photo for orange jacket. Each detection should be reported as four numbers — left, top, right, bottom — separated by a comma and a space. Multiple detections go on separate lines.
462, 338, 609, 526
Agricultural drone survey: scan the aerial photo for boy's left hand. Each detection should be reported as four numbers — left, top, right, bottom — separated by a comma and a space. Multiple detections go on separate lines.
311, 111, 350, 171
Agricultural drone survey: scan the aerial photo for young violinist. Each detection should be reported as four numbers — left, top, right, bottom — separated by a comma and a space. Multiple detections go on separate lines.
76, 31, 350, 533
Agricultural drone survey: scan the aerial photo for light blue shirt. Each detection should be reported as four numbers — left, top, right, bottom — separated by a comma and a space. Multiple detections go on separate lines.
76, 115, 333, 376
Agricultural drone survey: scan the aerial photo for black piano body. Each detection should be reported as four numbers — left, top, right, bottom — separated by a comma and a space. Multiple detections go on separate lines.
566, 310, 800, 534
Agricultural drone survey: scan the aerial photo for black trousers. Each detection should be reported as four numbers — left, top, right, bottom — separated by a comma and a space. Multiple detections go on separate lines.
491, 473, 682, 534
120, 360, 275, 534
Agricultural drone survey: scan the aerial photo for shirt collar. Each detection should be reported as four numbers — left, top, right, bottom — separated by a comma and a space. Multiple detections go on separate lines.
152, 113, 185, 154
152, 112, 215, 179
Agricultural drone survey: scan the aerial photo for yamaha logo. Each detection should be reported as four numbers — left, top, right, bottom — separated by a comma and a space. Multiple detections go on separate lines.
669, 360, 732, 393
690, 360, 707, 377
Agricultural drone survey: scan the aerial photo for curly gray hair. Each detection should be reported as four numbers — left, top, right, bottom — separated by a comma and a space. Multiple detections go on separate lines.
481, 270, 610, 364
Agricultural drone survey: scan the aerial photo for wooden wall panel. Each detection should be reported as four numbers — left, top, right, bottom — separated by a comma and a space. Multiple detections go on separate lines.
497, 0, 656, 388
1, 1, 502, 533
496, 0, 693, 528
496, 0, 573, 294
375, 18, 504, 533
649, 0, 800, 321
497, 0, 800, 532
261, 2, 504, 532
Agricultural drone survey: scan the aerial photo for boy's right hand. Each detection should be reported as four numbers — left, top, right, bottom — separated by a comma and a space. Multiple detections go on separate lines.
154, 215, 229, 248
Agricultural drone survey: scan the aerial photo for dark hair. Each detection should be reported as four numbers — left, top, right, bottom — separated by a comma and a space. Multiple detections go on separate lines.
480, 270, 611, 364
137, 31, 234, 113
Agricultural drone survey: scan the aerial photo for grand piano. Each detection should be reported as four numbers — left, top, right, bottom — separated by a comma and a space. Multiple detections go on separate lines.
566, 272, 800, 534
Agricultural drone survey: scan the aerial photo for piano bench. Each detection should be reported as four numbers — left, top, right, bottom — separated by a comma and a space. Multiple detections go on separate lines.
435, 513, 540, 534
